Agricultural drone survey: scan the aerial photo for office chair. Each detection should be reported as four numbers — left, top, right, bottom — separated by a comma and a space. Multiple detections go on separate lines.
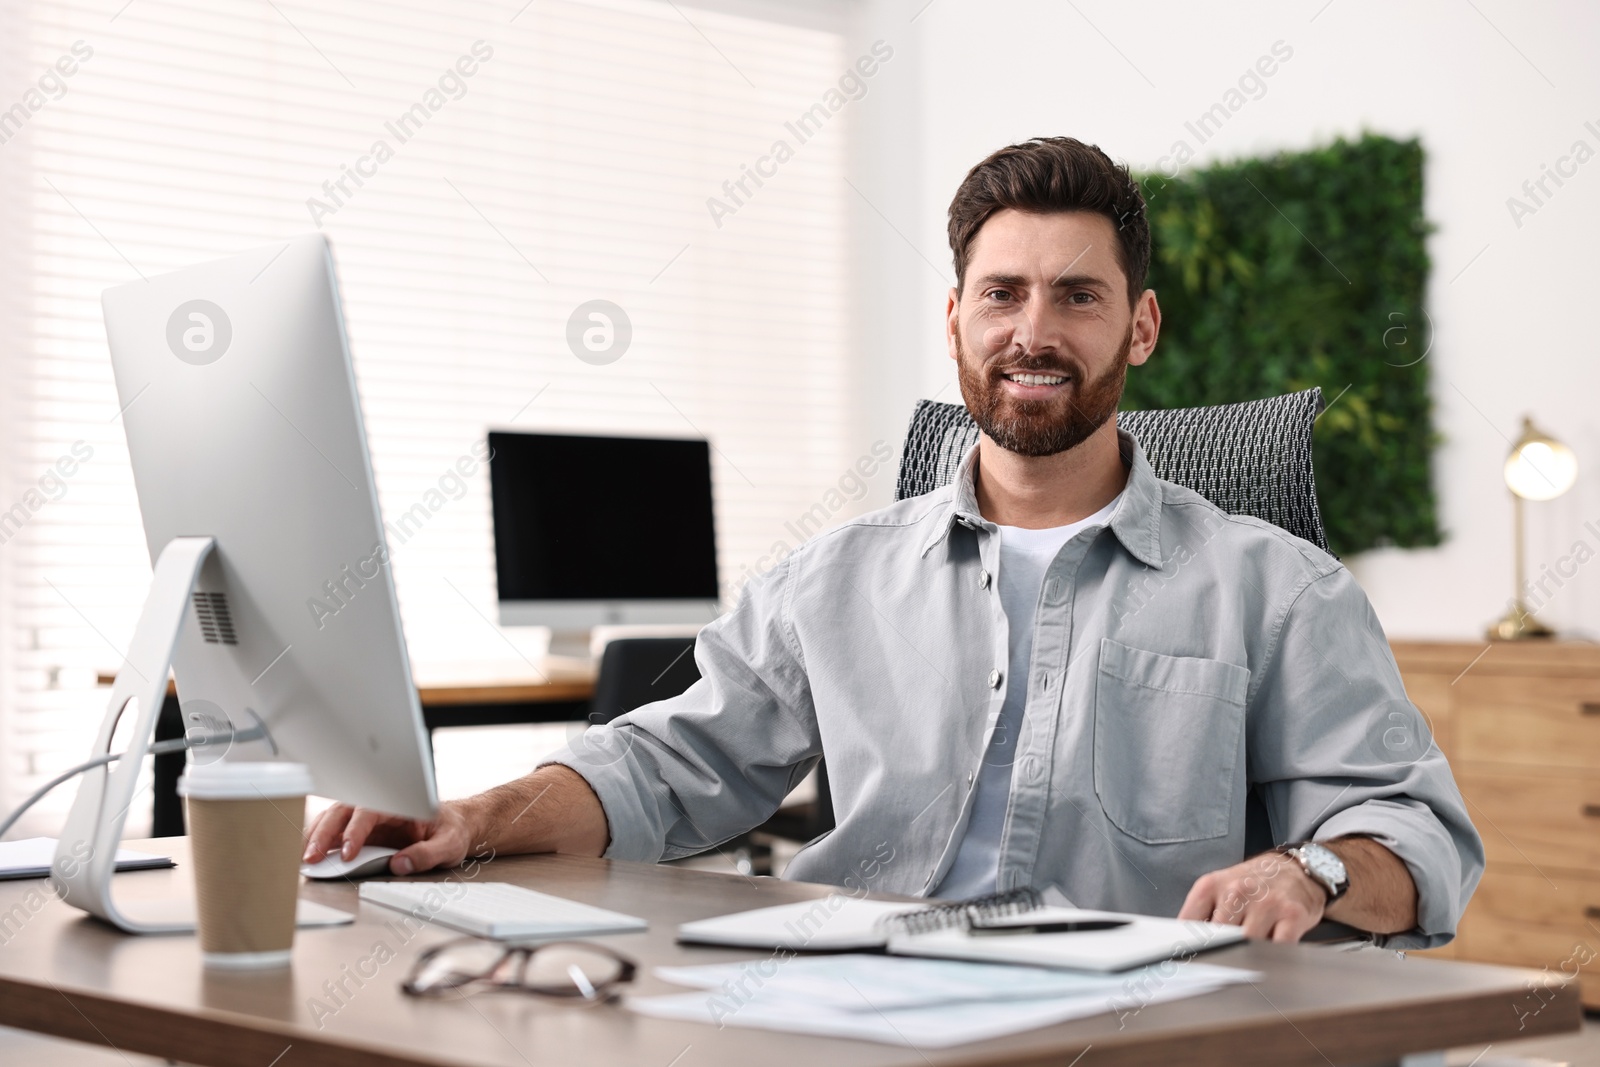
589, 637, 704, 727
589, 636, 827, 875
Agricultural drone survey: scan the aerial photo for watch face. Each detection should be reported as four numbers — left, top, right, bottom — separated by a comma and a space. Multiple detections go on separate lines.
1300, 844, 1347, 893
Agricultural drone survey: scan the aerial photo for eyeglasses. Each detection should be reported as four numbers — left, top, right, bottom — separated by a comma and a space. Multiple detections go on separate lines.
402, 938, 637, 1002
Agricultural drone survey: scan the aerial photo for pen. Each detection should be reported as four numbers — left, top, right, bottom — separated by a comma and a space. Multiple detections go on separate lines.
967, 919, 1130, 937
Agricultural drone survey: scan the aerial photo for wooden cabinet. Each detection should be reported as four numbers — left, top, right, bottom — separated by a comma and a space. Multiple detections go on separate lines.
1393, 640, 1600, 1004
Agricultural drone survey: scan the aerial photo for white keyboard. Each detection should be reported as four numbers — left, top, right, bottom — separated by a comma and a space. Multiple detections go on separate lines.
358, 881, 647, 940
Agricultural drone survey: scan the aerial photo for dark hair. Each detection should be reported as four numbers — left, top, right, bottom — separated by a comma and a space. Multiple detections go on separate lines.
947, 137, 1150, 304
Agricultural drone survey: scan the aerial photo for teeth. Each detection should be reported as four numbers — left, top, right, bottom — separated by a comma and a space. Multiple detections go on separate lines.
1006, 373, 1066, 386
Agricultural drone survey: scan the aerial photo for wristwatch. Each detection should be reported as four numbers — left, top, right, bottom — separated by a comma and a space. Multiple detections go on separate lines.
1275, 841, 1349, 902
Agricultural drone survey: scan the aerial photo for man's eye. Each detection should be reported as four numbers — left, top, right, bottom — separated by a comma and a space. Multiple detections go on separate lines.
985, 289, 1013, 303
1068, 292, 1094, 305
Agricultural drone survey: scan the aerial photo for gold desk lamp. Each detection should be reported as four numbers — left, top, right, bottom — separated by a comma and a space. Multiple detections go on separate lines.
1488, 416, 1578, 640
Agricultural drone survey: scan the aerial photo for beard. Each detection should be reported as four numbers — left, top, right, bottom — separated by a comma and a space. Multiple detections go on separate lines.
955, 323, 1132, 458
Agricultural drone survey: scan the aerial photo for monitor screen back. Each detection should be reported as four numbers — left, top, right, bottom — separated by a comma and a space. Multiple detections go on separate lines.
488, 432, 718, 602
102, 234, 438, 820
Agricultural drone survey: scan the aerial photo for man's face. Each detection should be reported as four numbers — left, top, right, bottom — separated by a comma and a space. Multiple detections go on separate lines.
947, 209, 1157, 457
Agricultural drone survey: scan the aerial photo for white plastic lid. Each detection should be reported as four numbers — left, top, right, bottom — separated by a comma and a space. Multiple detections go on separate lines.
178, 761, 314, 800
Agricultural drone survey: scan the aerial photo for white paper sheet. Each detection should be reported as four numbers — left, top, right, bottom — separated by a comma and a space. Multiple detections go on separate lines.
655, 953, 1255, 1012
631, 953, 1259, 1047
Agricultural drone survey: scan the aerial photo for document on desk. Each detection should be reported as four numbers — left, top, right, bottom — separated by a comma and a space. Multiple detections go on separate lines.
629, 954, 1260, 1047
0, 838, 174, 881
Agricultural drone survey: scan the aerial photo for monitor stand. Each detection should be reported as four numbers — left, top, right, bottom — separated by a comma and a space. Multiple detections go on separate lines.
49, 536, 350, 935
545, 628, 595, 661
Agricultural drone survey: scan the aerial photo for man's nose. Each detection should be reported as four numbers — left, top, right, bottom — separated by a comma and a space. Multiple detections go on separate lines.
984, 302, 1054, 356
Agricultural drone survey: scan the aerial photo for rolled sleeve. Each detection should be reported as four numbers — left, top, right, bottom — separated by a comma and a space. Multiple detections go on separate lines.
540, 554, 820, 863
1316, 798, 1472, 950
544, 738, 673, 862
1248, 566, 1485, 948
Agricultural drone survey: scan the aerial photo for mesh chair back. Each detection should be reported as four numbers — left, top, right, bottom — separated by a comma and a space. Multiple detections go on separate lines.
894, 388, 1328, 552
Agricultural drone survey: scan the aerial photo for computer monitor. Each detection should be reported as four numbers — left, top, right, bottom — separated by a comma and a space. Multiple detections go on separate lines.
488, 431, 720, 631
54, 233, 438, 932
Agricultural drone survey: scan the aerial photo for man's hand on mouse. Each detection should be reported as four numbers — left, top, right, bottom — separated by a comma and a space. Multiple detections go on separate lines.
304, 764, 611, 876
304, 800, 478, 876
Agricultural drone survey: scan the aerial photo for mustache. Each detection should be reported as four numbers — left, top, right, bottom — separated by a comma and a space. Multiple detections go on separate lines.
955, 324, 1091, 381
984, 355, 1083, 378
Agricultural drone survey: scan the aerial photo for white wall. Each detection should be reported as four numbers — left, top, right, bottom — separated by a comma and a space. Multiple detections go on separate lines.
846, 0, 1600, 640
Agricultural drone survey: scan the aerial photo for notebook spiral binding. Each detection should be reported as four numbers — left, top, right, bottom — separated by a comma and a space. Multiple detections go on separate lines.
877, 886, 1044, 937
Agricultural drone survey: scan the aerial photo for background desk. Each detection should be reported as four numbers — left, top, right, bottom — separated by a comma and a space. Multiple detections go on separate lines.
414, 677, 593, 731
95, 672, 595, 837
0, 839, 1579, 1067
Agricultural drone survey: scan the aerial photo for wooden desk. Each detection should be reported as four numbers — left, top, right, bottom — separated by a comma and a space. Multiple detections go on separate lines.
94, 672, 596, 836
0, 840, 1579, 1067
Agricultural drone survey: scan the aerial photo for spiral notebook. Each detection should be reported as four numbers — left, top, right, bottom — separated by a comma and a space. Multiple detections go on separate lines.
676, 888, 1246, 973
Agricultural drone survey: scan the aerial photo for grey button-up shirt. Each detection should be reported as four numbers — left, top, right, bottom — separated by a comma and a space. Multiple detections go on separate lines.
548, 430, 1484, 948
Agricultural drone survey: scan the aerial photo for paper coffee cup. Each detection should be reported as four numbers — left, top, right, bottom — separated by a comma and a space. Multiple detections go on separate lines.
178, 761, 314, 968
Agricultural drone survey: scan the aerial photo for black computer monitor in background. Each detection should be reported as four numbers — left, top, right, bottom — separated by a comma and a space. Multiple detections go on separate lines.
488, 431, 720, 636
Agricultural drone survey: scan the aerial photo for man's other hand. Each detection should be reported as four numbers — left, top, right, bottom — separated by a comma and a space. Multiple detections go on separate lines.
1177, 850, 1325, 942
303, 800, 476, 876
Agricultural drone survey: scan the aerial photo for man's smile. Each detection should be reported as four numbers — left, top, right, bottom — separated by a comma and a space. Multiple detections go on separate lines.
998, 368, 1072, 399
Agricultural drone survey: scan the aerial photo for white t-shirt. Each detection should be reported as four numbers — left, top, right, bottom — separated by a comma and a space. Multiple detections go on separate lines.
934, 492, 1124, 899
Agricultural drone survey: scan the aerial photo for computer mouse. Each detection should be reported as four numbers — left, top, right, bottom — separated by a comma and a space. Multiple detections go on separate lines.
300, 845, 400, 881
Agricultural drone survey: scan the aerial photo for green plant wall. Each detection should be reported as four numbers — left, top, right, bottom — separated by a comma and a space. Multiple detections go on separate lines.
1127, 133, 1441, 557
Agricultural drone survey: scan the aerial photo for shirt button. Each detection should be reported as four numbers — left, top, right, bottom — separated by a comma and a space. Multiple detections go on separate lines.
980, 569, 991, 589
988, 669, 1002, 689
1037, 671, 1048, 688
1045, 578, 1060, 598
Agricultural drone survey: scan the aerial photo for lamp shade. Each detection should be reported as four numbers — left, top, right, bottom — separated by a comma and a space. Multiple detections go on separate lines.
1504, 417, 1577, 501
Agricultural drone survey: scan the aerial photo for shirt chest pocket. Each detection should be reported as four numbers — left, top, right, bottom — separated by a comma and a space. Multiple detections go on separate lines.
1093, 638, 1250, 845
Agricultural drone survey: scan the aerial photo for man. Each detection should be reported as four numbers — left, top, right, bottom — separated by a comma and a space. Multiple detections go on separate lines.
308, 137, 1482, 946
